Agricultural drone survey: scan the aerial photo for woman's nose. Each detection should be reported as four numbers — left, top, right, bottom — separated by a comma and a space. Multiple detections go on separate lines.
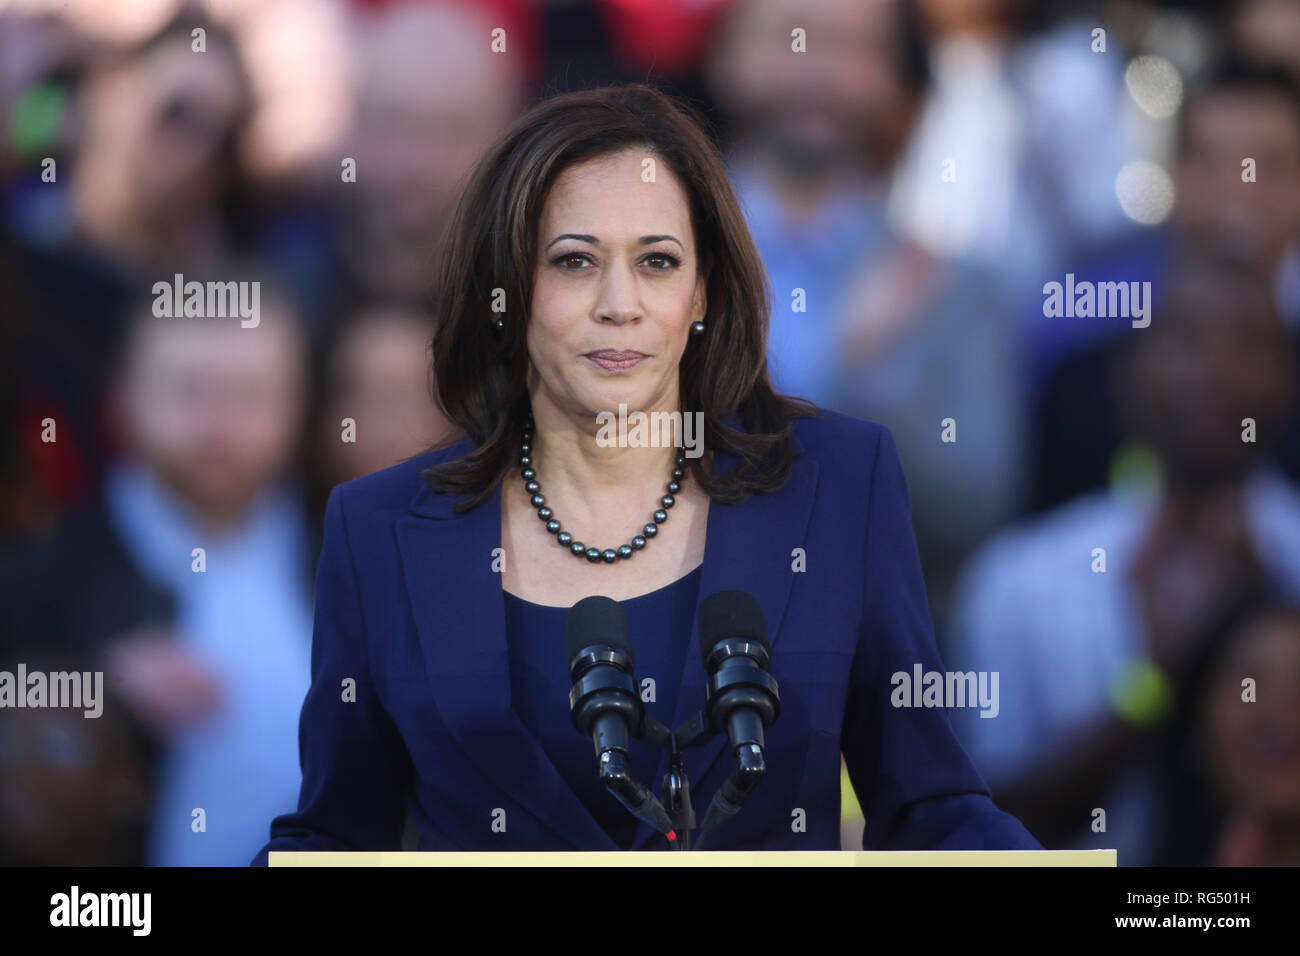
593, 263, 643, 325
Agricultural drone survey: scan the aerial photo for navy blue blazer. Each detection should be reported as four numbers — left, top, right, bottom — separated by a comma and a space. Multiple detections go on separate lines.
253, 408, 1040, 860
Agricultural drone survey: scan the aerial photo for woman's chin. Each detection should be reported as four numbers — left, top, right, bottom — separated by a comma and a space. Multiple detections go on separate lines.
578, 387, 658, 417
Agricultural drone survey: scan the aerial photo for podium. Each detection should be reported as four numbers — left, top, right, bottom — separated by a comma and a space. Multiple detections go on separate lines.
269, 850, 1115, 866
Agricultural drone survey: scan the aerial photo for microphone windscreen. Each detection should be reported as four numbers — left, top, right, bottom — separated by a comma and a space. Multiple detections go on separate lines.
566, 595, 634, 667
697, 589, 769, 665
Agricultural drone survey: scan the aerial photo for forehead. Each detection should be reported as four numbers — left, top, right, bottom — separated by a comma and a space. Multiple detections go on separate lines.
740, 0, 890, 36
1187, 89, 1300, 145
127, 40, 245, 120
1220, 613, 1300, 670
539, 150, 693, 238
1149, 281, 1279, 343
140, 35, 237, 83
130, 314, 300, 374
360, 7, 509, 109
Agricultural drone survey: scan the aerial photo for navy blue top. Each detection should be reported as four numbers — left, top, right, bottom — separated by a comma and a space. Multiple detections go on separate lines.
501, 565, 704, 849
255, 414, 1045, 863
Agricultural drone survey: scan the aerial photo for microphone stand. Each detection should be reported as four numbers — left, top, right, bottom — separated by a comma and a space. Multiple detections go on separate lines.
661, 732, 694, 851
633, 709, 726, 851
636, 715, 691, 850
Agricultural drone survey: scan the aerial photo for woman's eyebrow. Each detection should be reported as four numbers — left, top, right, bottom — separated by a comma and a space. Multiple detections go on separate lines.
545, 233, 684, 250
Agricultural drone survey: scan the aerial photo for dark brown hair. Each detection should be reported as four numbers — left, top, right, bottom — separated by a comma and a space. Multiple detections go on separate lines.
424, 83, 820, 512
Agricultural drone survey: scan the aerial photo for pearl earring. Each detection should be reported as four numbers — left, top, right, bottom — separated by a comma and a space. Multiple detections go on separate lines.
690, 320, 706, 336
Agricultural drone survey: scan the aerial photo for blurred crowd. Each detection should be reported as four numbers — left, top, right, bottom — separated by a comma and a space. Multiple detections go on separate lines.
1, 0, 1299, 866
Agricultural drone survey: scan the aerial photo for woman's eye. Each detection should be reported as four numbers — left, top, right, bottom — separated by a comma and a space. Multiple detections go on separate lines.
644, 253, 680, 270
556, 253, 590, 270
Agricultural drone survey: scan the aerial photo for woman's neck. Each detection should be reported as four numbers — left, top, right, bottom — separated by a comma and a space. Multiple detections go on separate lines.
529, 410, 682, 509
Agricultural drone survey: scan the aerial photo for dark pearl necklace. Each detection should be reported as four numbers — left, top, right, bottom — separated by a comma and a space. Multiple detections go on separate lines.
518, 417, 685, 564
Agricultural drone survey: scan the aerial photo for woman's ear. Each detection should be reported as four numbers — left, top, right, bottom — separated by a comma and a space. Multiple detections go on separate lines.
693, 272, 708, 322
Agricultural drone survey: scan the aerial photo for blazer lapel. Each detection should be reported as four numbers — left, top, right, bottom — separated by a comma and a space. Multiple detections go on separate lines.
635, 435, 819, 846
396, 451, 616, 849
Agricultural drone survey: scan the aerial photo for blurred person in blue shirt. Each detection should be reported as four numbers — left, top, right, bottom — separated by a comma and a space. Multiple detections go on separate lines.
2, 283, 314, 866
1030, 58, 1300, 512
707, 0, 1027, 631
947, 260, 1300, 865
705, 0, 929, 407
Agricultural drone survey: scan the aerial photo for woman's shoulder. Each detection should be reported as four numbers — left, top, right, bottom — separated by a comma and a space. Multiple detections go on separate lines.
331, 434, 473, 522
788, 405, 894, 474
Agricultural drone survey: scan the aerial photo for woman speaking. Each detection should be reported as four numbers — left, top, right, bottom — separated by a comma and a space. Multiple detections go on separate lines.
255, 84, 1039, 858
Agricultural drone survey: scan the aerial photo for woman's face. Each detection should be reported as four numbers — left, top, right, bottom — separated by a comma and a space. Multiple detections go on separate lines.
526, 148, 706, 426
1205, 612, 1300, 814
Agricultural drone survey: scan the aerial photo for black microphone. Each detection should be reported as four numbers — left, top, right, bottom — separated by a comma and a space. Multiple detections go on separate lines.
566, 596, 676, 839
695, 590, 780, 845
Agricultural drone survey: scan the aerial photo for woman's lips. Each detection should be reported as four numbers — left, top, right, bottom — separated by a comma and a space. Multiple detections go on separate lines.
584, 350, 648, 372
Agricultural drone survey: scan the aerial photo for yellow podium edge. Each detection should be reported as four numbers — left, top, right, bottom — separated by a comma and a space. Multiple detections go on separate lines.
269, 849, 1115, 867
